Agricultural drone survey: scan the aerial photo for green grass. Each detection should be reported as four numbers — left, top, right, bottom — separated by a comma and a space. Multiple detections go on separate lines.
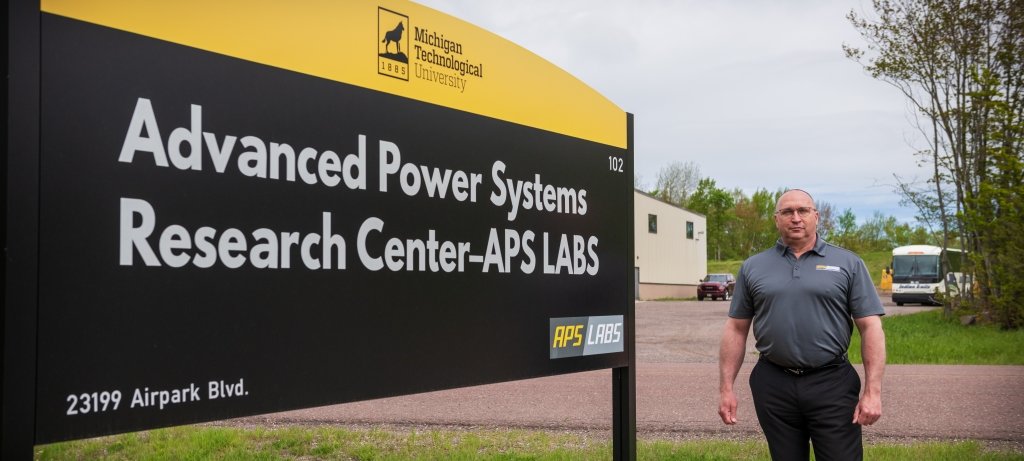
35, 426, 1024, 460
849, 308, 1024, 364
860, 250, 892, 287
34, 427, 609, 460
707, 259, 742, 277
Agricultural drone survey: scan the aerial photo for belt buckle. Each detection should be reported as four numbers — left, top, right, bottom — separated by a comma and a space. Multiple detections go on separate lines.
784, 367, 806, 376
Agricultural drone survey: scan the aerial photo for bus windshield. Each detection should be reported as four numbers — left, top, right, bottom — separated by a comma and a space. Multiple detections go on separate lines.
892, 255, 940, 279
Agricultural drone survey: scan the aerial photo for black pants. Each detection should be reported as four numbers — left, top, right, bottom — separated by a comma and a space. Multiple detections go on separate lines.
749, 358, 862, 461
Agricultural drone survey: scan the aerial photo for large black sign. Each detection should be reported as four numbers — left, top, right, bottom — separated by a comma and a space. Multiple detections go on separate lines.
21, 9, 633, 444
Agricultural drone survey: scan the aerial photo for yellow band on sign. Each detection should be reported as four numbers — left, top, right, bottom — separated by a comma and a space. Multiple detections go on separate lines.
41, 0, 627, 149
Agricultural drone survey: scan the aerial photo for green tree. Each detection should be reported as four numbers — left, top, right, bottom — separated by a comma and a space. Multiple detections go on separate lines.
728, 188, 779, 259
848, 0, 1024, 326
882, 216, 914, 247
686, 178, 735, 261
832, 208, 860, 251
965, 66, 1024, 327
647, 161, 937, 265
857, 211, 888, 252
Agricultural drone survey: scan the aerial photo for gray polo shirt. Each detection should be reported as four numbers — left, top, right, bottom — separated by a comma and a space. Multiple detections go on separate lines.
729, 236, 884, 369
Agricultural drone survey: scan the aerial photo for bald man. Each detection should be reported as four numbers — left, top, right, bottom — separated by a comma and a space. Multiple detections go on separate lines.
718, 189, 886, 460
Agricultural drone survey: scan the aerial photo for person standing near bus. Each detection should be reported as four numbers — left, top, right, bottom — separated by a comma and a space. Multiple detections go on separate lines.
718, 189, 886, 460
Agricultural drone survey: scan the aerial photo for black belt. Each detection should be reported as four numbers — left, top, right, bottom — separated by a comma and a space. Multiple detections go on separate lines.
761, 354, 848, 376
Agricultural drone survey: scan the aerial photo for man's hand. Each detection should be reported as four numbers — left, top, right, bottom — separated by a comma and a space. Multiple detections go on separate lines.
719, 390, 739, 424
853, 392, 882, 425
853, 314, 886, 426
719, 317, 751, 426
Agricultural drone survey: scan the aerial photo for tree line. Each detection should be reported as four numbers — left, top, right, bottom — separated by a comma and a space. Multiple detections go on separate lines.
638, 161, 933, 262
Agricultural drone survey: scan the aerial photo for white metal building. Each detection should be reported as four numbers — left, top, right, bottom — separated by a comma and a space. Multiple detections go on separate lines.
634, 189, 707, 300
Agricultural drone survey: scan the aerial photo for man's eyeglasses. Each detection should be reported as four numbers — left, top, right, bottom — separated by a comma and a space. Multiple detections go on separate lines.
775, 207, 816, 218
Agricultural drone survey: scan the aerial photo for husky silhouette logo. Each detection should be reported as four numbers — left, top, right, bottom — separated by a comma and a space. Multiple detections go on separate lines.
378, 7, 409, 80
382, 22, 404, 54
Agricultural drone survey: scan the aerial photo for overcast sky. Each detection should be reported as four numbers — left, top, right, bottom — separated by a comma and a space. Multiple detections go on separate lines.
416, 0, 929, 224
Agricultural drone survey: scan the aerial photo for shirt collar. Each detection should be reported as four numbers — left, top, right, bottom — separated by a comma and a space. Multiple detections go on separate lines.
774, 234, 827, 257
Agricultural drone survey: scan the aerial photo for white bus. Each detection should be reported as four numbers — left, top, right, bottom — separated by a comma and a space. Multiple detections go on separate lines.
891, 245, 965, 306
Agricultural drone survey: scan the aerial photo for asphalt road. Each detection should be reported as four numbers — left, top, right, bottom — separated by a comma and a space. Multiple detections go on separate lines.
227, 299, 1024, 449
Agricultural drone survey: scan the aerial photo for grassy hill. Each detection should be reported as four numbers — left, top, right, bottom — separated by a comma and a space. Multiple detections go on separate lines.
708, 250, 891, 287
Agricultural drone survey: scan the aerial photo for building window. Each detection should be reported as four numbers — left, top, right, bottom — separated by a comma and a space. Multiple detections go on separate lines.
686, 221, 694, 239
648, 214, 658, 233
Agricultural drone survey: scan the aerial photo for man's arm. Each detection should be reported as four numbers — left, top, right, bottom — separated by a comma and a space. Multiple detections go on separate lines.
853, 314, 886, 425
719, 317, 752, 425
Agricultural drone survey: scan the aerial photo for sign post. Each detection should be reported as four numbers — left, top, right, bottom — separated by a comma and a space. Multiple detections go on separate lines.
5, 1, 635, 458
613, 115, 637, 461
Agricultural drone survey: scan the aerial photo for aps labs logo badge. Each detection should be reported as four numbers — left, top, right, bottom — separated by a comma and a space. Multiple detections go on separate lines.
378, 7, 409, 80
550, 315, 625, 359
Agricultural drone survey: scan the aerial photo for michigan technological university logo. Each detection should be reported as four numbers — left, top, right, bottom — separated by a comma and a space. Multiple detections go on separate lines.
377, 7, 487, 93
378, 7, 409, 80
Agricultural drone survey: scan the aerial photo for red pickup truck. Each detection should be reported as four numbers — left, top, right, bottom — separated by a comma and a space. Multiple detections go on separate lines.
697, 273, 736, 301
